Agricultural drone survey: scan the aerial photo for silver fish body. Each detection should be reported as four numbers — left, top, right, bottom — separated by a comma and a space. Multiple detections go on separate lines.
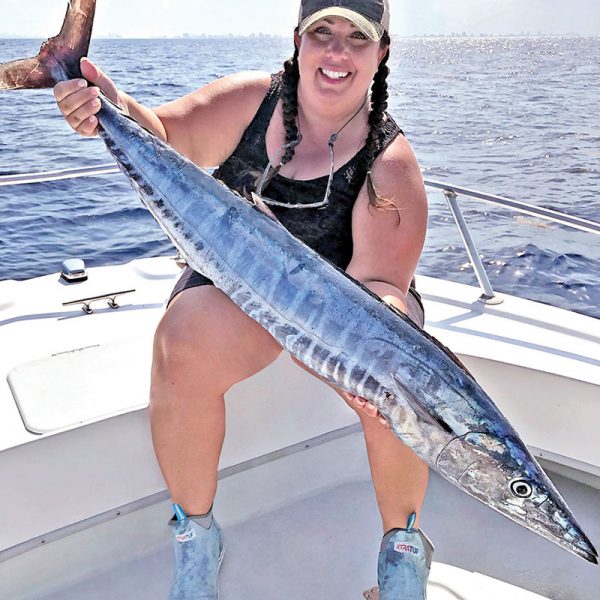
0, 0, 596, 565
98, 98, 596, 564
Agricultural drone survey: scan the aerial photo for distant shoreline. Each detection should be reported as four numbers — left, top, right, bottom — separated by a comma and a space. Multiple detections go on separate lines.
1, 33, 598, 40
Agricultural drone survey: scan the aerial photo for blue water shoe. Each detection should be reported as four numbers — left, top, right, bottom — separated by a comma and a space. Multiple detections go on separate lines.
168, 503, 225, 600
377, 512, 434, 600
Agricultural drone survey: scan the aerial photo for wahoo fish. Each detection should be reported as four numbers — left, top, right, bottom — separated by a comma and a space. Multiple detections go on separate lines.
1, 0, 597, 565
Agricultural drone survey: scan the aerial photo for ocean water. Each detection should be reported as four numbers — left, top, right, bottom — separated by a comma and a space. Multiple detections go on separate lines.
0, 36, 599, 318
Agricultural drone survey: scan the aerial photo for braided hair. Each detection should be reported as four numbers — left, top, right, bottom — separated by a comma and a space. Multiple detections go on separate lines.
281, 44, 301, 165
280, 32, 393, 209
364, 33, 393, 209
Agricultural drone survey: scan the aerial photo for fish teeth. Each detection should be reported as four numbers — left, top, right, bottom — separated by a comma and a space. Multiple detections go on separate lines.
321, 68, 349, 80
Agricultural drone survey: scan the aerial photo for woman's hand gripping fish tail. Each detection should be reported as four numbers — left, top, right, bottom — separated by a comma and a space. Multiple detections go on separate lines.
53, 57, 124, 137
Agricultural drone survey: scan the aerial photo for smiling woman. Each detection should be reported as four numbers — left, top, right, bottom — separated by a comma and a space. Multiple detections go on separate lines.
44, 0, 431, 597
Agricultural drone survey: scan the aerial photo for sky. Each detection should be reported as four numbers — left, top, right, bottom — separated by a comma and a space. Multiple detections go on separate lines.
1, 0, 599, 38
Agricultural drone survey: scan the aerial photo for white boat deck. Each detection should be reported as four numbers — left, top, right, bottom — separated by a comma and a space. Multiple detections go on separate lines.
3, 430, 599, 600
1, 257, 599, 599
1, 257, 598, 457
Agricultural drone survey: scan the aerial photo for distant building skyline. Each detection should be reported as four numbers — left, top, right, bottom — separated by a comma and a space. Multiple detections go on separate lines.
1, 0, 599, 38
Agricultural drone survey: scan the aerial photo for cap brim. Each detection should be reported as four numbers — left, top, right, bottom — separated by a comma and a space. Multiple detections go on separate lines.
298, 8, 384, 42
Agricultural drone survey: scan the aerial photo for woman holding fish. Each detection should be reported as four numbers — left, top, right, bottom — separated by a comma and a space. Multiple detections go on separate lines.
54, 0, 432, 597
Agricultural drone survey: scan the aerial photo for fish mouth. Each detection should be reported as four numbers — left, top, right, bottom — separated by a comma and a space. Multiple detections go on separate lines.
572, 538, 598, 564
535, 496, 598, 564
561, 528, 597, 563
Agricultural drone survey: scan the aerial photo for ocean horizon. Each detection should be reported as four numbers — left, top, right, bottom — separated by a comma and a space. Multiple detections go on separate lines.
1, 36, 598, 317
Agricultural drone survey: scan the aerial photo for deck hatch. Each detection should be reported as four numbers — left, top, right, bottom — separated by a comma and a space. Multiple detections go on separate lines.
7, 337, 152, 434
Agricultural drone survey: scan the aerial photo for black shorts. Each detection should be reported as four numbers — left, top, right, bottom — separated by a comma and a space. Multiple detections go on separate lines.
168, 267, 425, 328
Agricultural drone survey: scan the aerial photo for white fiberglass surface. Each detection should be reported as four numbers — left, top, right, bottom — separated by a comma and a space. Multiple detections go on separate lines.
23, 434, 600, 600
416, 275, 600, 386
0, 257, 179, 450
8, 337, 153, 433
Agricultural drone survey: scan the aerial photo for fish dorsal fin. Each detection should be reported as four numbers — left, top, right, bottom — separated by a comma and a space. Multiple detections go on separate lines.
250, 192, 279, 222
0, 0, 96, 90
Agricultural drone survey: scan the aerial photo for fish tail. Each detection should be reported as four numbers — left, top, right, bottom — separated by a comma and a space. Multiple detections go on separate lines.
0, 0, 96, 90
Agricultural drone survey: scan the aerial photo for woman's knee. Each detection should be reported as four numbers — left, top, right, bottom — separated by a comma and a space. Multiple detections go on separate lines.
152, 286, 282, 393
151, 303, 221, 396
154, 292, 207, 361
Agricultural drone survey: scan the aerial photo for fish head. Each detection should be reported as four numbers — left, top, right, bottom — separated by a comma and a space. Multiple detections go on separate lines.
437, 431, 598, 564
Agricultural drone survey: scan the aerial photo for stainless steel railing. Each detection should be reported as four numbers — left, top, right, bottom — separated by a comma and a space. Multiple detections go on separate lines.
0, 164, 120, 186
425, 178, 600, 235
424, 178, 600, 303
2, 164, 599, 303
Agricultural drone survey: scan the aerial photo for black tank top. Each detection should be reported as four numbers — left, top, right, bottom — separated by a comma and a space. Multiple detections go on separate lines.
170, 72, 424, 325
213, 72, 403, 270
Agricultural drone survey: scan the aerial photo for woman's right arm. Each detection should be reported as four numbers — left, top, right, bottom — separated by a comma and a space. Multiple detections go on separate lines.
53, 58, 167, 141
53, 57, 271, 168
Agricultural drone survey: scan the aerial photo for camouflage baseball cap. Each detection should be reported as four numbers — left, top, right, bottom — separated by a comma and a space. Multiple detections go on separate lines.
298, 0, 390, 41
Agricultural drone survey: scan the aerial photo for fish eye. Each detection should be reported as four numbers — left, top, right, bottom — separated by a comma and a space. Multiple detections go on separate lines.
510, 479, 533, 498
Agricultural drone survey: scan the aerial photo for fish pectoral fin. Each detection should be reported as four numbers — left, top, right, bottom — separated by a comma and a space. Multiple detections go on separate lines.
250, 192, 280, 222
390, 373, 454, 435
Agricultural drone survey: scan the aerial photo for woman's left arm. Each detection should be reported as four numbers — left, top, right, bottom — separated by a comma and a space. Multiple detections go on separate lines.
347, 135, 428, 308
342, 136, 429, 422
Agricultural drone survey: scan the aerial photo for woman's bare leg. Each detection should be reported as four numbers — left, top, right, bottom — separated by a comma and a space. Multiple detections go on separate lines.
358, 413, 429, 532
149, 286, 282, 516
150, 282, 427, 530
289, 352, 430, 533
